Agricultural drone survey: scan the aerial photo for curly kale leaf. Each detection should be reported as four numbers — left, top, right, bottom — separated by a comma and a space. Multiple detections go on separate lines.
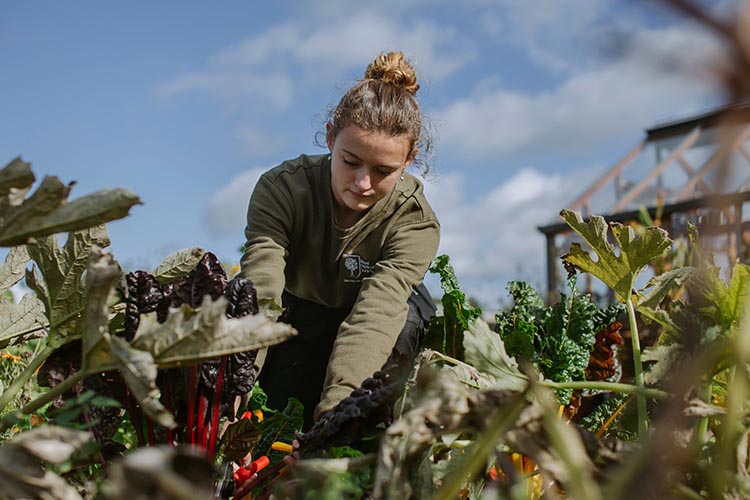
495, 278, 621, 405
494, 281, 544, 360
424, 255, 482, 360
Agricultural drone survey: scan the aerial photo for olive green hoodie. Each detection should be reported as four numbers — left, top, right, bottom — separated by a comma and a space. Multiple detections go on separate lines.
240, 153, 439, 417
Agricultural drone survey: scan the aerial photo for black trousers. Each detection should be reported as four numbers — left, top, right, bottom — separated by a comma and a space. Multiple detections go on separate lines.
258, 283, 436, 430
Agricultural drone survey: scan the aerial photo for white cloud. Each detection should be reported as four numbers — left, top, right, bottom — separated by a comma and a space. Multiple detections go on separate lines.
156, 71, 294, 113
422, 166, 583, 307
159, 8, 475, 106
478, 0, 616, 73
432, 23, 726, 159
205, 167, 267, 237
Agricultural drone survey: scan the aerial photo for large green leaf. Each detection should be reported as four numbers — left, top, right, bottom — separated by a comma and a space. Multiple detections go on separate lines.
463, 319, 528, 392
560, 209, 672, 303
714, 264, 750, 330
129, 296, 296, 367
0, 157, 141, 247
0, 294, 46, 348
26, 225, 110, 342
152, 247, 205, 283
0, 246, 30, 292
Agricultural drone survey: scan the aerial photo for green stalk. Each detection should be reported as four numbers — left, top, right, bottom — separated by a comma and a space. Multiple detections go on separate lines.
0, 368, 89, 432
627, 297, 648, 438
541, 380, 668, 400
0, 341, 57, 412
690, 379, 712, 452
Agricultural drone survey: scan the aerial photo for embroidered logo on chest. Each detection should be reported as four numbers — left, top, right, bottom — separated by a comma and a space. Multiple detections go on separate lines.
343, 254, 375, 282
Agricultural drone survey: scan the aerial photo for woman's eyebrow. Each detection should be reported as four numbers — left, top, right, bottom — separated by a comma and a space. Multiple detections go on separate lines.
341, 147, 401, 170
341, 148, 361, 159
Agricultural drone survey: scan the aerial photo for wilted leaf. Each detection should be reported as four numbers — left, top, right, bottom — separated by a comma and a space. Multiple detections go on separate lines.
80, 248, 175, 427
0, 157, 35, 209
26, 225, 110, 340
8, 425, 90, 464
152, 247, 206, 283
81, 247, 122, 370
463, 319, 528, 392
560, 210, 672, 303
642, 344, 682, 386
0, 182, 140, 247
106, 446, 215, 500
0, 426, 89, 500
0, 245, 30, 292
130, 296, 296, 367
684, 398, 726, 417
107, 335, 175, 428
0, 293, 46, 348
640, 267, 696, 310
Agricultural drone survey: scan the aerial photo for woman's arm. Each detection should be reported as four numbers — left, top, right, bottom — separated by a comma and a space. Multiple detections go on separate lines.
240, 173, 294, 311
315, 219, 440, 418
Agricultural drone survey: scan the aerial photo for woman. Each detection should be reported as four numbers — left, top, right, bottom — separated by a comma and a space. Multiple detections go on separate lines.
240, 51, 440, 429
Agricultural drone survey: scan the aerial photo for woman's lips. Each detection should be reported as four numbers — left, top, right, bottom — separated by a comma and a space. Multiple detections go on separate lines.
348, 190, 370, 199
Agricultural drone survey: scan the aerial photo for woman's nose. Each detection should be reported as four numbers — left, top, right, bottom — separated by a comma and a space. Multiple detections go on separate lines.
354, 169, 371, 190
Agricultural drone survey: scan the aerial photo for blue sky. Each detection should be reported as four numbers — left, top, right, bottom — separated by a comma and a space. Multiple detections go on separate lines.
0, 1, 733, 307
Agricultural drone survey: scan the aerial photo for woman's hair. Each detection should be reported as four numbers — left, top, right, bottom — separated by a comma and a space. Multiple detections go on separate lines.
324, 51, 432, 173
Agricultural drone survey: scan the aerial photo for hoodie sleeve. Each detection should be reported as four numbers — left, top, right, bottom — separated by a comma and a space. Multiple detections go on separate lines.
240, 173, 294, 309
315, 218, 440, 418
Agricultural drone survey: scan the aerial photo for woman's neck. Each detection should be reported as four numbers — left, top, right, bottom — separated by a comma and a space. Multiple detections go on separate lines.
333, 205, 364, 229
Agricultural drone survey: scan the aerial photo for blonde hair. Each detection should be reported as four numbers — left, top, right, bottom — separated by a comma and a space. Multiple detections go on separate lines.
325, 51, 432, 172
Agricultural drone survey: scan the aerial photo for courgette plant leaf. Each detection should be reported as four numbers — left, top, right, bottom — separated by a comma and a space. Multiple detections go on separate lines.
0, 243, 46, 348
129, 296, 296, 367
637, 267, 696, 336
152, 247, 206, 284
640, 267, 696, 311
0, 246, 30, 292
81, 247, 175, 427
560, 209, 672, 303
0, 295, 46, 348
711, 263, 750, 330
0, 157, 35, 210
81, 247, 121, 370
0, 157, 141, 247
26, 225, 110, 343
463, 319, 527, 392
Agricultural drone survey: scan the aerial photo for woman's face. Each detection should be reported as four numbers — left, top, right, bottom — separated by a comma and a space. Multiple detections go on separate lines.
327, 124, 412, 222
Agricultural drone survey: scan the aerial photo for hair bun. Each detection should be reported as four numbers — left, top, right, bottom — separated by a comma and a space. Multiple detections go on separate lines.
363, 51, 419, 95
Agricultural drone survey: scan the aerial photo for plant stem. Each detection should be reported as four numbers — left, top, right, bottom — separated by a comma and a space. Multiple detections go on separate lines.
691, 379, 711, 451
627, 297, 648, 438
436, 393, 529, 500
0, 341, 57, 412
540, 380, 667, 400
0, 368, 89, 431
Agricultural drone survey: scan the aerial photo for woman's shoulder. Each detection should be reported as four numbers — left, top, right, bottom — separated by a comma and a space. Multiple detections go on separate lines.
263, 153, 330, 180
394, 173, 438, 224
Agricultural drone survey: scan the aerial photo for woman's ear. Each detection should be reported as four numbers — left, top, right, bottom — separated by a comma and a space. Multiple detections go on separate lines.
405, 147, 418, 168
326, 123, 334, 151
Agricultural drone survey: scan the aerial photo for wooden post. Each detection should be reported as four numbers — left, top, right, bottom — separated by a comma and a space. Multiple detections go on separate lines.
546, 233, 558, 305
